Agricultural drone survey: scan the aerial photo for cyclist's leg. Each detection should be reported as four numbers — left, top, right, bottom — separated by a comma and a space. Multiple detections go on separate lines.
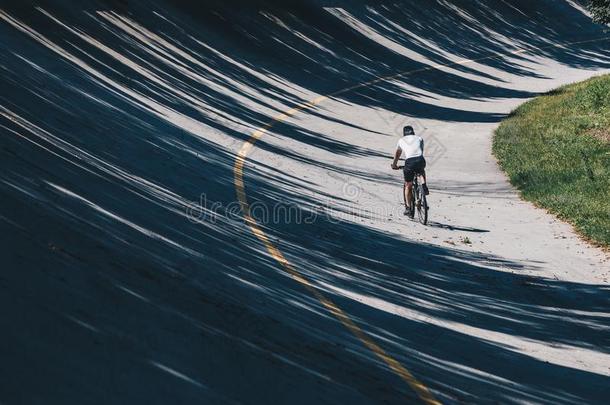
420, 172, 430, 195
403, 163, 416, 213
404, 181, 413, 208
419, 157, 427, 184
419, 158, 429, 194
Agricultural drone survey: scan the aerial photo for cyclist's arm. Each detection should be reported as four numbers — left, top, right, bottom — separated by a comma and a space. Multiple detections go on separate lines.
420, 138, 425, 154
391, 148, 402, 169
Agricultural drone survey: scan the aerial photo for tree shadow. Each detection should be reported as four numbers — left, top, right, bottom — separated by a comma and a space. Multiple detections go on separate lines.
1, 1, 609, 404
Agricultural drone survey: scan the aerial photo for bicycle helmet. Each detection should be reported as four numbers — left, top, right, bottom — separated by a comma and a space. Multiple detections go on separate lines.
403, 125, 415, 136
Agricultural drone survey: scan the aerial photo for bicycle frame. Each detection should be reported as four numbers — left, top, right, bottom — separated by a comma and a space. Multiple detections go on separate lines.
401, 171, 428, 225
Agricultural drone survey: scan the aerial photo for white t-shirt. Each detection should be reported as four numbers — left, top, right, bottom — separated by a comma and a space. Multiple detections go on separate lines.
396, 135, 423, 159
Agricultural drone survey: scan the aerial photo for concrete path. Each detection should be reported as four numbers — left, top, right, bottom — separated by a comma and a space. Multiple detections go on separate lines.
1, 1, 609, 403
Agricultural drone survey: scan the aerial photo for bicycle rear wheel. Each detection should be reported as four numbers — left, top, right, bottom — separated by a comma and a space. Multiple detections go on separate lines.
416, 180, 428, 225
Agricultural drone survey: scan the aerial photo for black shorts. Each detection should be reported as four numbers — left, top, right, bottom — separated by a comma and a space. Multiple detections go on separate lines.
403, 156, 426, 182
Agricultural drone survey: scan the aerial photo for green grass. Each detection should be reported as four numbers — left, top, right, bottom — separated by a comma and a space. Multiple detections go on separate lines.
493, 74, 610, 247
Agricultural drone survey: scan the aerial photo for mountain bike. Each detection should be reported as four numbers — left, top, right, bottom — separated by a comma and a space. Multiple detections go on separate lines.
408, 172, 428, 225
399, 167, 428, 225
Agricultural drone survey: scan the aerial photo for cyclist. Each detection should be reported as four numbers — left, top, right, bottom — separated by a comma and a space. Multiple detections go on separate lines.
391, 125, 429, 217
